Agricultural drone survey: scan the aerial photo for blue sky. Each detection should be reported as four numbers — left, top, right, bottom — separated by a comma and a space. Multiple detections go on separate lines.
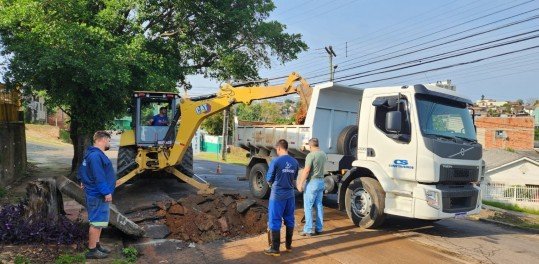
189, 0, 539, 102
1, 0, 537, 102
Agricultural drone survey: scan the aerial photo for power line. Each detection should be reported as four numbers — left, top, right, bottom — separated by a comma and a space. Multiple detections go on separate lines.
303, 9, 539, 77
315, 31, 539, 85
290, 0, 538, 79
311, 27, 539, 83
341, 0, 535, 62
267, 0, 476, 76
346, 44, 539, 86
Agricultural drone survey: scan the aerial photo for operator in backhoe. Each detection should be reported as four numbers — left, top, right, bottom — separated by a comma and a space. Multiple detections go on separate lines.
148, 106, 169, 126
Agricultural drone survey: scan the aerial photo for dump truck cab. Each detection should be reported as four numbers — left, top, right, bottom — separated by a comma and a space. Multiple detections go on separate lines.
339, 81, 482, 227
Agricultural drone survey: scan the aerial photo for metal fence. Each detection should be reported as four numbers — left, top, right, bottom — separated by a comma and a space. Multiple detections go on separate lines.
0, 85, 22, 122
482, 183, 539, 208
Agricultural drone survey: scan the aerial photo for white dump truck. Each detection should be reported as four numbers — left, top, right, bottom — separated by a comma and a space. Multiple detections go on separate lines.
234, 81, 483, 228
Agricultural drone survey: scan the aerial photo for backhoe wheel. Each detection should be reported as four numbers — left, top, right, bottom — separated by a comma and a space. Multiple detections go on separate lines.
345, 177, 385, 228
337, 125, 358, 157
249, 163, 270, 199
175, 145, 194, 178
117, 146, 138, 179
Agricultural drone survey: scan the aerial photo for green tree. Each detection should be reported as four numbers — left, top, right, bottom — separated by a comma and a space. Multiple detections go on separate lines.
0, 0, 307, 176
236, 103, 262, 121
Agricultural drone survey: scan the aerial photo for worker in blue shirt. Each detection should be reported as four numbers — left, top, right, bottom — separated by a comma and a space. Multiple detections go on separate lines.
78, 131, 116, 259
149, 106, 169, 126
264, 139, 299, 256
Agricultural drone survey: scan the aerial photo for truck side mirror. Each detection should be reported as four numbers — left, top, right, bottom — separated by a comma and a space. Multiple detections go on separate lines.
386, 111, 402, 133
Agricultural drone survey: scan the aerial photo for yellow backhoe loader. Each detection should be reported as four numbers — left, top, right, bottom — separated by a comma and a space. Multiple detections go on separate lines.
115, 72, 311, 194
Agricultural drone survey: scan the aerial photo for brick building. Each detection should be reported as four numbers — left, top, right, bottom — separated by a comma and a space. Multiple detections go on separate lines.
476, 117, 534, 150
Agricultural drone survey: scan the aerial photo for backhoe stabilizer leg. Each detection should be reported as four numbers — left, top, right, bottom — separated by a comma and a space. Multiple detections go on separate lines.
165, 167, 215, 195
116, 168, 142, 187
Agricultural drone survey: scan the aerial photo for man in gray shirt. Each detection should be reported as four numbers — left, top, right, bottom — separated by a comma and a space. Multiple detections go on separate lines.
297, 138, 327, 236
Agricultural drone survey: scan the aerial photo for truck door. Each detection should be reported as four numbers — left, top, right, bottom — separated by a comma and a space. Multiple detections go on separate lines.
367, 94, 417, 181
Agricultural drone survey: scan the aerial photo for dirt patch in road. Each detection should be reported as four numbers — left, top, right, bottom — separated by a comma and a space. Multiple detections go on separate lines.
162, 193, 267, 243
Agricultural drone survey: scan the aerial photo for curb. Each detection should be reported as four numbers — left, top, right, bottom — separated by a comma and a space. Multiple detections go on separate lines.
481, 204, 538, 219
478, 218, 539, 234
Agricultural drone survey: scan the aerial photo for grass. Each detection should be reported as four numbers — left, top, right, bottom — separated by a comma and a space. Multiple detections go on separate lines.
483, 200, 539, 215
55, 253, 85, 264
0, 187, 6, 198
195, 147, 249, 166
14, 255, 31, 264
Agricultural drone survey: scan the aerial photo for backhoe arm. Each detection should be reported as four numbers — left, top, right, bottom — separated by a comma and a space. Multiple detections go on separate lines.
166, 72, 311, 167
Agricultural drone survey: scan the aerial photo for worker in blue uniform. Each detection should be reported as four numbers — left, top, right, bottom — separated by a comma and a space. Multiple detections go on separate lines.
264, 139, 299, 256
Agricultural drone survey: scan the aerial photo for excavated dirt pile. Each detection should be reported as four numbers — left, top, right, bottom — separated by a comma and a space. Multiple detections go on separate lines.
158, 193, 268, 243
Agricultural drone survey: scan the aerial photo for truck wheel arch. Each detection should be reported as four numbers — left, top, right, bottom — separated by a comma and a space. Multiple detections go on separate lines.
338, 167, 375, 210
246, 157, 270, 176
338, 162, 393, 211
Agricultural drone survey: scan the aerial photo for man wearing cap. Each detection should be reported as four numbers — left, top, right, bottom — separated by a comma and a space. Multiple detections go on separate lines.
297, 138, 327, 236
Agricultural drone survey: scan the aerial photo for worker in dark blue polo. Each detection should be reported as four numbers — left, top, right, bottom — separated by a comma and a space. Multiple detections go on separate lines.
264, 139, 299, 256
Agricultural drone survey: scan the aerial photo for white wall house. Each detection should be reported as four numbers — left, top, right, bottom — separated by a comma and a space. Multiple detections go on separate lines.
485, 157, 539, 186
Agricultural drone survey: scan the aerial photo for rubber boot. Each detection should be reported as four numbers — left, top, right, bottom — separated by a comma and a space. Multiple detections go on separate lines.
285, 227, 293, 252
264, 230, 280, 256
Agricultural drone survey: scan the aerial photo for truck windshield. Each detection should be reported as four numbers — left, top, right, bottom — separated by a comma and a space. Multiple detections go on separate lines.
415, 94, 476, 142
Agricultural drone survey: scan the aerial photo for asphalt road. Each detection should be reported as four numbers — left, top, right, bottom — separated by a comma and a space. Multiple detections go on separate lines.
26, 136, 539, 264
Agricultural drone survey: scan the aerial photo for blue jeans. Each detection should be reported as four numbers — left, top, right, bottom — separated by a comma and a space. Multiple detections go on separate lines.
303, 178, 324, 233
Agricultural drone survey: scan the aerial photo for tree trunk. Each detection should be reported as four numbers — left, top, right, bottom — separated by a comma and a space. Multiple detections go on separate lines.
23, 179, 63, 224
69, 117, 91, 181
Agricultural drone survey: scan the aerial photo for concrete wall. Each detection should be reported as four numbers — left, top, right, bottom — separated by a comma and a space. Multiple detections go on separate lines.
476, 117, 534, 150
0, 123, 27, 187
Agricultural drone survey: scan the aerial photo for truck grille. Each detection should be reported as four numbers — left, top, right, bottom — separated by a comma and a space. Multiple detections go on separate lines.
437, 184, 479, 213
439, 165, 479, 183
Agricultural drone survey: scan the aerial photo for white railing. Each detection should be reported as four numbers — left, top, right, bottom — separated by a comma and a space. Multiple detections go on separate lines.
481, 183, 539, 208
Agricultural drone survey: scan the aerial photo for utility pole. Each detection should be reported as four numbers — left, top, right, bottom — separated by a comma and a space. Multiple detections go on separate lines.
221, 109, 228, 161
324, 45, 337, 82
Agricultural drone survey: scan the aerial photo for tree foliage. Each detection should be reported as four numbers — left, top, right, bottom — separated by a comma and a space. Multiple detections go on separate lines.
0, 0, 307, 172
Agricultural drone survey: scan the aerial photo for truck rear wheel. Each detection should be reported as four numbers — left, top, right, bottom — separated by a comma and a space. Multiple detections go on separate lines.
337, 125, 358, 157
345, 177, 385, 228
249, 163, 270, 199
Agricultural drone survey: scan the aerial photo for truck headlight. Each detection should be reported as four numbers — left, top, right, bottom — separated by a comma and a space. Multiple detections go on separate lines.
425, 190, 440, 209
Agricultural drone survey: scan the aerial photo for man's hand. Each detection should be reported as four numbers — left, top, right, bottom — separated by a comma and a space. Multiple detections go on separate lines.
297, 181, 304, 192
115, 180, 121, 187
80, 183, 84, 189
105, 194, 112, 203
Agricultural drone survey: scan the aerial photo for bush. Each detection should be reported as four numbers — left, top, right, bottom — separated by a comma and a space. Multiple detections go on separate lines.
122, 247, 138, 263
0, 187, 6, 198
0, 203, 87, 244
59, 129, 72, 144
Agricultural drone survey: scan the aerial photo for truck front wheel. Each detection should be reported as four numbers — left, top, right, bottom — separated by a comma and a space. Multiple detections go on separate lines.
249, 163, 270, 199
345, 177, 385, 228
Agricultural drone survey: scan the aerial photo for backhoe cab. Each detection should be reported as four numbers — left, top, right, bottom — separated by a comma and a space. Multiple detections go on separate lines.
132, 91, 179, 147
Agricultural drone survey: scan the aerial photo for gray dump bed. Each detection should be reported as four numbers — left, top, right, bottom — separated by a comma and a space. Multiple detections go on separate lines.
234, 82, 364, 157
